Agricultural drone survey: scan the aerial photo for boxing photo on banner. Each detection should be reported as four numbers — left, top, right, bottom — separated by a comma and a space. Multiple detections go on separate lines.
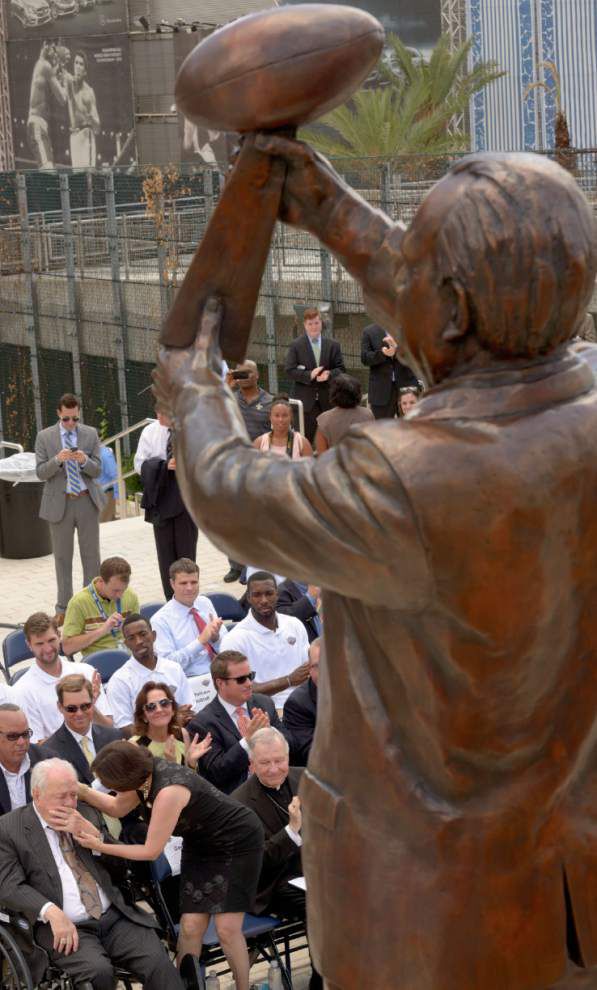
173, 29, 235, 172
8, 34, 137, 169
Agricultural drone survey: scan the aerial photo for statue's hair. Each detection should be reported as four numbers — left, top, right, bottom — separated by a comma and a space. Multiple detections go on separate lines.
436, 153, 597, 357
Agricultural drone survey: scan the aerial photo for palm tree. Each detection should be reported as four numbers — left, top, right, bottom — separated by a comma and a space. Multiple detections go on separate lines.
300, 33, 504, 176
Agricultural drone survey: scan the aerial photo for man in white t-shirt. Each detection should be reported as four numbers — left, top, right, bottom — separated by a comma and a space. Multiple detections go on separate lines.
220, 571, 310, 707
151, 557, 223, 676
11, 613, 113, 744
106, 613, 195, 734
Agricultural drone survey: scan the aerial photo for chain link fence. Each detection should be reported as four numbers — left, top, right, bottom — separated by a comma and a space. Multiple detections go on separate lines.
1, 150, 596, 451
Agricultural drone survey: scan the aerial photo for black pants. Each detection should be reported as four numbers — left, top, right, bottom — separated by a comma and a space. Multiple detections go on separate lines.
268, 883, 323, 990
370, 382, 401, 420
153, 511, 198, 599
303, 404, 324, 444
35, 906, 183, 990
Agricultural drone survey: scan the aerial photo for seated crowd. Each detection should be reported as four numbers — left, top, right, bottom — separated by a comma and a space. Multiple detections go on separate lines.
0, 552, 321, 989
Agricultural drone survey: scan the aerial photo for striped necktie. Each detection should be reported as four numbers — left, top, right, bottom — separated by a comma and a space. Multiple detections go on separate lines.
310, 337, 321, 364
64, 431, 81, 495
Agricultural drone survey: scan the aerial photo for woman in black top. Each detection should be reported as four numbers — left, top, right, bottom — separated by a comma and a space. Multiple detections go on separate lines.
65, 741, 264, 990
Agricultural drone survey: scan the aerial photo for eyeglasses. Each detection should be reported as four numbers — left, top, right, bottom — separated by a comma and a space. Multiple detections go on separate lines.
60, 415, 80, 422
144, 699, 173, 712
0, 729, 33, 742
220, 671, 256, 685
63, 702, 93, 714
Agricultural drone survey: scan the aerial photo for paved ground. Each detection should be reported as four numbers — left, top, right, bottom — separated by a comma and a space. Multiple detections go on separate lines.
0, 513, 245, 651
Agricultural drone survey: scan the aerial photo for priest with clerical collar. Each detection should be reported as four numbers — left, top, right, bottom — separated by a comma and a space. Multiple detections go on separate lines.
232, 727, 323, 989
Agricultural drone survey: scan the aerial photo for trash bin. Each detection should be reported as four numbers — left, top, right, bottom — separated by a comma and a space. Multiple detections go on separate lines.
0, 453, 52, 559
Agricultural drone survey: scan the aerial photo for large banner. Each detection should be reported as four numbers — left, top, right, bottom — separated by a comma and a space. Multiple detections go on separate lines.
173, 30, 234, 170
8, 34, 137, 169
7, 0, 128, 41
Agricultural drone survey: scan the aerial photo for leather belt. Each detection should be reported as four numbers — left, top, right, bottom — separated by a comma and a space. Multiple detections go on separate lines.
66, 491, 89, 498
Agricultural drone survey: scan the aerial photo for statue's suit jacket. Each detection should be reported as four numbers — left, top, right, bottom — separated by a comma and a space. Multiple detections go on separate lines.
175, 342, 597, 990
0, 801, 158, 983
35, 422, 104, 523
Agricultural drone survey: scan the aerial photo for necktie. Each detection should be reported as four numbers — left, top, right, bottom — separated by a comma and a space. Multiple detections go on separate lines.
166, 428, 174, 462
64, 432, 81, 495
310, 337, 321, 364
190, 608, 217, 658
234, 705, 251, 737
57, 831, 103, 919
80, 737, 120, 838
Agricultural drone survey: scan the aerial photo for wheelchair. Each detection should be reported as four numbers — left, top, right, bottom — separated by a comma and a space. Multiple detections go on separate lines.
0, 906, 139, 989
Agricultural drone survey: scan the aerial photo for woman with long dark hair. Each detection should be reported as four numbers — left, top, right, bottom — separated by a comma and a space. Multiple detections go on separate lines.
131, 681, 211, 769
314, 373, 373, 454
253, 394, 313, 458
60, 742, 264, 990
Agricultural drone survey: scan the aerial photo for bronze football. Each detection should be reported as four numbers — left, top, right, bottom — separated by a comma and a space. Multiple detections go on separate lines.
175, 3, 384, 133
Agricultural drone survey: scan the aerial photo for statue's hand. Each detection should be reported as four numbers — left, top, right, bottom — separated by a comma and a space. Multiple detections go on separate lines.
254, 133, 345, 231
153, 296, 223, 419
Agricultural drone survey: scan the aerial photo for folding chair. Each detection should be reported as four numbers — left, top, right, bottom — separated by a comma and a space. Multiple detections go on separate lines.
140, 601, 165, 623
205, 593, 246, 623
84, 648, 129, 684
1, 629, 33, 684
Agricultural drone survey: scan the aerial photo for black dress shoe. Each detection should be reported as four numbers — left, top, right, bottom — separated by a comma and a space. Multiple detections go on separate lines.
223, 567, 242, 583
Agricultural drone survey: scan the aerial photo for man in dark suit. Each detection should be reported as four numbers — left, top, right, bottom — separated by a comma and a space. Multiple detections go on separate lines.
360, 322, 418, 419
35, 392, 104, 621
188, 650, 292, 794
285, 307, 345, 441
0, 757, 183, 988
283, 638, 319, 766
0, 704, 46, 816
233, 727, 322, 990
276, 579, 322, 643
40, 673, 122, 784
134, 409, 198, 600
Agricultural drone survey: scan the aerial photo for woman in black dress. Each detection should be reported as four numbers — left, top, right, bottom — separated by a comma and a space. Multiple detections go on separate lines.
67, 741, 264, 990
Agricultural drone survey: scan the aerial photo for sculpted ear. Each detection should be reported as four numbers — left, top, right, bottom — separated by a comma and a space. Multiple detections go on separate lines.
441, 279, 470, 343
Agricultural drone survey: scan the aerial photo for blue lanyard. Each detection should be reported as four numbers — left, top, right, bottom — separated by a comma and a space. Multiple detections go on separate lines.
88, 582, 122, 639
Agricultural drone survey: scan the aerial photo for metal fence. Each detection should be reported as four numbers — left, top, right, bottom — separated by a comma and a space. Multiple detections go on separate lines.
1, 150, 597, 452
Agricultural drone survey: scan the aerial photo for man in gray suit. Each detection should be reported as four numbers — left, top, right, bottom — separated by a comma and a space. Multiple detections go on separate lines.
0, 758, 183, 988
35, 393, 104, 621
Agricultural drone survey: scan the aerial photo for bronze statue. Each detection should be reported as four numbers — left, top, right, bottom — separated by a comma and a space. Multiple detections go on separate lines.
155, 10, 597, 990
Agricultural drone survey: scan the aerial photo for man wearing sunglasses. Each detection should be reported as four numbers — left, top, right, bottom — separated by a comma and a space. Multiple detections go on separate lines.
0, 703, 46, 816
41, 675, 122, 786
35, 393, 105, 625
188, 650, 293, 794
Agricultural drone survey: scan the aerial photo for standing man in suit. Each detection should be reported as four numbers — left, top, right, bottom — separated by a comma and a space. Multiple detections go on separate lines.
35, 393, 104, 623
0, 704, 46, 816
233, 727, 322, 989
40, 674, 122, 784
360, 322, 418, 419
282, 638, 319, 766
134, 408, 198, 600
285, 307, 345, 442
0, 758, 184, 988
188, 650, 292, 794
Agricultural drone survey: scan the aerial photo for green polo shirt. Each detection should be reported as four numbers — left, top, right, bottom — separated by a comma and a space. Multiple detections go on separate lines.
63, 578, 139, 656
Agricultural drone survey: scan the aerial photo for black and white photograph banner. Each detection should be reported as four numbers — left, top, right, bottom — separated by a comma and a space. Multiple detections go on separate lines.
173, 29, 235, 171
8, 33, 137, 169
7, 0, 128, 41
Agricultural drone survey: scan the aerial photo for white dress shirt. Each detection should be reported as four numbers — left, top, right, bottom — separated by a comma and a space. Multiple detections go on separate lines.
0, 681, 11, 705
59, 423, 88, 492
11, 660, 112, 743
151, 595, 222, 676
106, 655, 195, 728
34, 804, 110, 923
0, 753, 30, 810
133, 420, 168, 474
220, 611, 309, 707
218, 696, 250, 754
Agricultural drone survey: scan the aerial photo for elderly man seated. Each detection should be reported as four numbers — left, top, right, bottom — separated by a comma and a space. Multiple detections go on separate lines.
0, 703, 46, 815
232, 727, 322, 989
0, 758, 184, 989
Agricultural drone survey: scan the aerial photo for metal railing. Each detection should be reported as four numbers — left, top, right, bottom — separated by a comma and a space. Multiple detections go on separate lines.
0, 441, 24, 456
104, 417, 152, 522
